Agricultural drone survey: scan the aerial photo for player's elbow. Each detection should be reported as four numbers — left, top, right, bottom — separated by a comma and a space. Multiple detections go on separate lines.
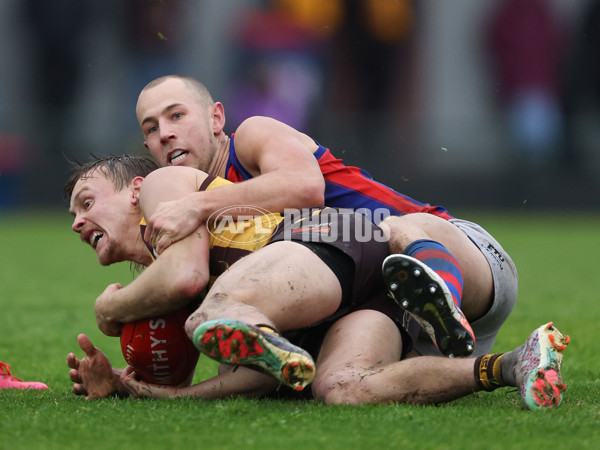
299, 177, 325, 207
170, 267, 208, 300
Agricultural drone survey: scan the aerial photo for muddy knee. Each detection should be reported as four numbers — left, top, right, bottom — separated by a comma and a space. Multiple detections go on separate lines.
184, 310, 208, 340
312, 370, 372, 405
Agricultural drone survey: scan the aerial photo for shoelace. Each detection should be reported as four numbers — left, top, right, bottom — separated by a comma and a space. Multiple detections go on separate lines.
0, 361, 22, 381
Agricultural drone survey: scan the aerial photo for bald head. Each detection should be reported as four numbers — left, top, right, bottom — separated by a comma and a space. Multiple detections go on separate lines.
139, 75, 215, 110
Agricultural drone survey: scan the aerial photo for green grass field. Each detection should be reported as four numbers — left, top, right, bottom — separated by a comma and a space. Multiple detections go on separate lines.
1, 209, 599, 449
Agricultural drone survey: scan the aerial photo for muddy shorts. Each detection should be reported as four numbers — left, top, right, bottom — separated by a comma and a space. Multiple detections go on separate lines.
268, 208, 415, 359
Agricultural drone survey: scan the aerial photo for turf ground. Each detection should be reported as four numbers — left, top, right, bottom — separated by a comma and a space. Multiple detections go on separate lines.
1, 209, 599, 449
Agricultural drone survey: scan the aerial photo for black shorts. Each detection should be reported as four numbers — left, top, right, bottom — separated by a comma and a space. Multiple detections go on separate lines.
267, 208, 415, 361
268, 207, 389, 308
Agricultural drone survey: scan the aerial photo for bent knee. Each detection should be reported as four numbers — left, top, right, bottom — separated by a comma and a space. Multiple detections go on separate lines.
382, 213, 443, 252
184, 310, 207, 340
312, 369, 380, 405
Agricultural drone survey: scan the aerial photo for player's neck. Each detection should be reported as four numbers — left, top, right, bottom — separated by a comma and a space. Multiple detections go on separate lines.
208, 134, 230, 178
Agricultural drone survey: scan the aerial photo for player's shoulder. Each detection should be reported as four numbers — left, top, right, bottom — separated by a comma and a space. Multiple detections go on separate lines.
235, 116, 298, 143
237, 115, 280, 131
234, 116, 314, 159
143, 166, 209, 191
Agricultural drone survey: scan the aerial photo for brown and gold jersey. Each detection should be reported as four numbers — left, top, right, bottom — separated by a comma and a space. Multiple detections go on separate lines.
139, 174, 284, 287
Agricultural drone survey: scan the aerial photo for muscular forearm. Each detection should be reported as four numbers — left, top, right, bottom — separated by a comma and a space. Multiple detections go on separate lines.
196, 170, 325, 220
97, 261, 203, 325
96, 236, 209, 325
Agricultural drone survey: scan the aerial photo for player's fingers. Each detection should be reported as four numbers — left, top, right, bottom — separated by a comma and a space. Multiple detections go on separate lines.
155, 235, 170, 255
101, 321, 123, 338
122, 365, 135, 378
66, 352, 80, 370
120, 365, 137, 385
120, 367, 142, 397
72, 382, 87, 396
77, 333, 97, 357
157, 229, 181, 254
69, 368, 83, 384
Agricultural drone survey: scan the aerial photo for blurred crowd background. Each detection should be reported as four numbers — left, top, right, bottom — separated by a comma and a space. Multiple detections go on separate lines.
1, 0, 599, 211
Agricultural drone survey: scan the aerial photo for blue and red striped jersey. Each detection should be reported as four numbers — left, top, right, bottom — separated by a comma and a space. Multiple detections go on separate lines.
225, 135, 453, 224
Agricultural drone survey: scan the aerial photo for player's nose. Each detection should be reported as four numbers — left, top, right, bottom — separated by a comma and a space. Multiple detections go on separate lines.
159, 120, 176, 142
72, 214, 85, 232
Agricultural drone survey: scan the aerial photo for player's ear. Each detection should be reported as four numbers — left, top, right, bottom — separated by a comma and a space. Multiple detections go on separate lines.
210, 102, 225, 135
130, 176, 144, 205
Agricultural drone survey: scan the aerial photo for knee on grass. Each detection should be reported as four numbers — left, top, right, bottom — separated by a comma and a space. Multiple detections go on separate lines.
312, 370, 384, 405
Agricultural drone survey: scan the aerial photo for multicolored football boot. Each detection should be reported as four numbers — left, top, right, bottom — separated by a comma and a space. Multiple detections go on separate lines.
516, 321, 569, 410
382, 254, 475, 357
192, 319, 315, 391
0, 361, 48, 390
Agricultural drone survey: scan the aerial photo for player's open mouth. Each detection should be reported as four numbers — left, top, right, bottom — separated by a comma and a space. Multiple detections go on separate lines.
169, 150, 188, 165
89, 231, 104, 249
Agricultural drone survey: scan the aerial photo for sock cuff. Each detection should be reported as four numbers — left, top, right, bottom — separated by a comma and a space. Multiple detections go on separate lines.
474, 353, 506, 391
403, 239, 444, 256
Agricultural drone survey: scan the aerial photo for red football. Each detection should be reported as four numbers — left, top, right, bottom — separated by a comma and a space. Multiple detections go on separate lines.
120, 308, 199, 386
